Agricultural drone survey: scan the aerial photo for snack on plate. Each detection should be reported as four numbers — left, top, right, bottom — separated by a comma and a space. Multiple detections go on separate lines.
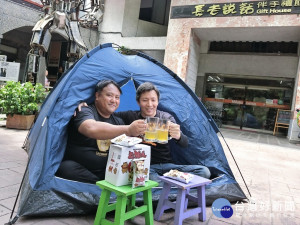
111, 134, 142, 147
132, 160, 146, 188
163, 169, 194, 184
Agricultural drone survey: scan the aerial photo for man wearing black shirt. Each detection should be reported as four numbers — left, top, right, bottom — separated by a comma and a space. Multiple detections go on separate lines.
56, 80, 146, 183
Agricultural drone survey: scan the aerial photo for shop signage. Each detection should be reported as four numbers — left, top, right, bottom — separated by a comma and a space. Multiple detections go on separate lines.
171, 1, 300, 19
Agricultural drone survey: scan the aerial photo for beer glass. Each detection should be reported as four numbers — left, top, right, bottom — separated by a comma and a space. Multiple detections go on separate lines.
144, 117, 159, 142
157, 118, 169, 144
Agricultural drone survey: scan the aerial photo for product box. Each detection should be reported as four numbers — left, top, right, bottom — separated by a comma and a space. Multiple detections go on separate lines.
105, 144, 151, 186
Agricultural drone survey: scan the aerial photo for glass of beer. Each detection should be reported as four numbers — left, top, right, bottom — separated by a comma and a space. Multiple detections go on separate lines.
157, 118, 169, 144
144, 117, 159, 142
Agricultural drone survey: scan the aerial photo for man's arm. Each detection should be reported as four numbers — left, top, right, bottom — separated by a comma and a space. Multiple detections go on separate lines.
175, 132, 188, 148
78, 119, 146, 140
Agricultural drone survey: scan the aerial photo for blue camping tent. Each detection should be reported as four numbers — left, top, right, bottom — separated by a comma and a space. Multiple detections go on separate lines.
16, 43, 246, 218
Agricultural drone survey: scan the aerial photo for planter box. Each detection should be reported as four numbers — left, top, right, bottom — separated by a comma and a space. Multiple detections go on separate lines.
6, 114, 35, 130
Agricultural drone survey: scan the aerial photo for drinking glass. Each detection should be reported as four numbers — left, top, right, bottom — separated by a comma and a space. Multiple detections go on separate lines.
157, 118, 169, 144
144, 117, 159, 142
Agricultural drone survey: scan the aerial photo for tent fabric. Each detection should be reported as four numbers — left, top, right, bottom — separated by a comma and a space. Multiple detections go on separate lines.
17, 43, 246, 217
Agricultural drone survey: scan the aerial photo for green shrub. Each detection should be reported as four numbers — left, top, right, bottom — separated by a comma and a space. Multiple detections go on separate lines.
0, 81, 46, 115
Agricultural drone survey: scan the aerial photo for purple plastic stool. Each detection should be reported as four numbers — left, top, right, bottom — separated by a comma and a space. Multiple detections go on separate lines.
154, 175, 211, 225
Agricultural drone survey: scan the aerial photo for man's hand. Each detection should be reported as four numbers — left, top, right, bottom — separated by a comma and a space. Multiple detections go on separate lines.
127, 120, 146, 137
74, 102, 88, 116
169, 122, 181, 140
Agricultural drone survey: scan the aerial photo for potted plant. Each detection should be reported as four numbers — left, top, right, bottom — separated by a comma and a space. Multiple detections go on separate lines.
0, 81, 46, 129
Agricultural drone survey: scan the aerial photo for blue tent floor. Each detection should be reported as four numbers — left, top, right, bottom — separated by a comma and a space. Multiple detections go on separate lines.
1, 125, 300, 224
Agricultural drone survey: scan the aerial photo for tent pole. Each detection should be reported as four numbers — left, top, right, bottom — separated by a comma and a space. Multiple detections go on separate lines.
219, 131, 252, 198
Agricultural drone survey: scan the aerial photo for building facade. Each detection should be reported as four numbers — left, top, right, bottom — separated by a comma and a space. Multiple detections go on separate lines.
164, 0, 300, 142
99, 0, 300, 142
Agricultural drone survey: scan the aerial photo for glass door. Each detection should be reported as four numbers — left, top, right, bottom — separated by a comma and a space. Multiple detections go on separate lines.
204, 74, 293, 132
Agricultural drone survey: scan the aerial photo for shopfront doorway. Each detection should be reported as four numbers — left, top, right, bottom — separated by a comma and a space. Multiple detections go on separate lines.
204, 74, 293, 133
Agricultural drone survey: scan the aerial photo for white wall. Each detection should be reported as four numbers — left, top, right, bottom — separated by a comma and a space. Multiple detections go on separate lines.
136, 20, 167, 37
142, 50, 165, 63
99, 33, 166, 50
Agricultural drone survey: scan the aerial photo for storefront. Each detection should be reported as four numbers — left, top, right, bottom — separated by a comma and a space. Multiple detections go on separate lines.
204, 74, 293, 133
163, 0, 300, 141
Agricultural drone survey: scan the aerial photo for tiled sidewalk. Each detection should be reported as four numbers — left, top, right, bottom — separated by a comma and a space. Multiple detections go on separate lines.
0, 122, 299, 224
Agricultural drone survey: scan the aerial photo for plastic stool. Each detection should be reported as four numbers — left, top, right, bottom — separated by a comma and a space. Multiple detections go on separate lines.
94, 180, 158, 225
154, 175, 211, 225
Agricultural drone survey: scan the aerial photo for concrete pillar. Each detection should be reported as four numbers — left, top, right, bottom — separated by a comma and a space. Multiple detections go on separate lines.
195, 74, 205, 99
99, 0, 126, 33
100, 0, 141, 37
164, 24, 191, 81
194, 41, 209, 98
287, 50, 300, 142
122, 0, 141, 36
185, 31, 201, 91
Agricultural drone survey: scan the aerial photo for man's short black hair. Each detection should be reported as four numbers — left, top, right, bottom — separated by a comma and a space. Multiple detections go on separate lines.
136, 82, 160, 102
95, 80, 122, 94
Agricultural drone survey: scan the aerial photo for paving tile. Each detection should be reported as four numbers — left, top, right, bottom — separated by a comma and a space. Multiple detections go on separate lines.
54, 215, 94, 225
249, 191, 271, 202
287, 180, 300, 190
292, 205, 300, 219
242, 212, 272, 225
130, 214, 173, 225
0, 171, 23, 188
271, 213, 300, 225
0, 196, 19, 211
210, 213, 242, 225
269, 182, 291, 195
0, 184, 19, 200
17, 217, 70, 225
293, 196, 300, 204
207, 217, 236, 225
0, 204, 10, 217
270, 194, 294, 206
0, 162, 26, 170
9, 166, 27, 174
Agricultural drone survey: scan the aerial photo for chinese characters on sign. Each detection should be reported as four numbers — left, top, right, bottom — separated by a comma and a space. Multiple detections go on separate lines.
235, 198, 295, 218
171, 1, 300, 19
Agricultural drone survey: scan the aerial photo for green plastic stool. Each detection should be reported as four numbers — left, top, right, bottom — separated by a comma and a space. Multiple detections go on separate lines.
94, 180, 158, 225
